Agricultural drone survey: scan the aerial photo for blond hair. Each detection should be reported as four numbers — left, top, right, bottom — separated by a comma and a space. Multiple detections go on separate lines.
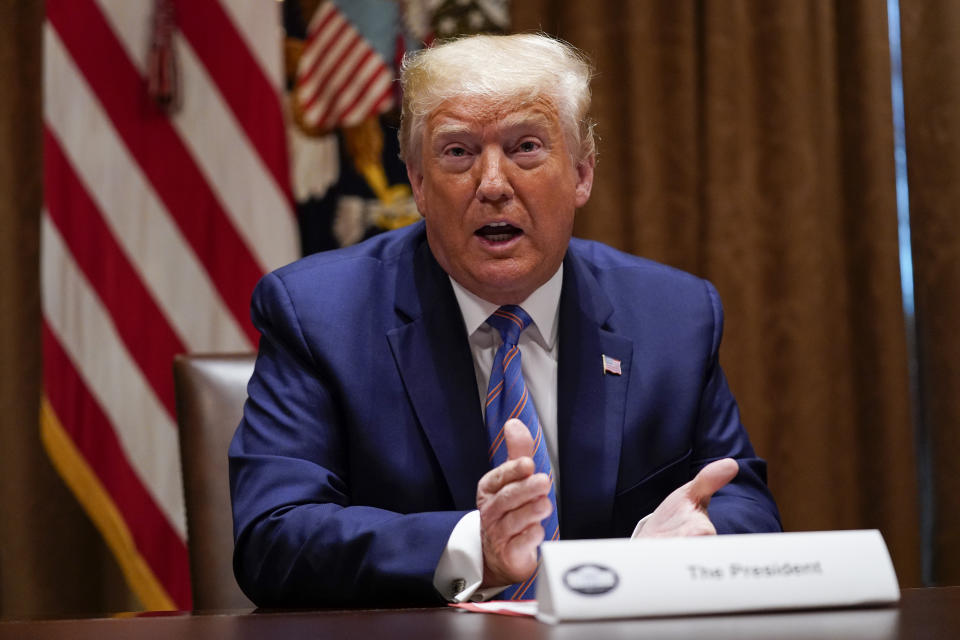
398, 33, 596, 168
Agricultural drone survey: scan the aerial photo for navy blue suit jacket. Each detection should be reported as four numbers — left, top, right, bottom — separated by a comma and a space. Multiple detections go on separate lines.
229, 221, 780, 607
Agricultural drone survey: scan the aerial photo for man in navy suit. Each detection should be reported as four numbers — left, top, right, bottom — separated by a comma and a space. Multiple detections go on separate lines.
229, 34, 780, 608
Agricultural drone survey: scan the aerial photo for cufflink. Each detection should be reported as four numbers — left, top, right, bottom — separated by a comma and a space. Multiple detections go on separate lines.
451, 578, 466, 595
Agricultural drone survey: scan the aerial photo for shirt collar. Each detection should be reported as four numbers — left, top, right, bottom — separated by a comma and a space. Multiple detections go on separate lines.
449, 265, 563, 350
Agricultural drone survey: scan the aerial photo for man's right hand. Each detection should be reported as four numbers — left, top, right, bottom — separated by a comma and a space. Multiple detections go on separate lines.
476, 419, 554, 589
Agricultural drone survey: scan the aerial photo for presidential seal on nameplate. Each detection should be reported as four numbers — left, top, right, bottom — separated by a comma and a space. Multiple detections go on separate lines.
535, 530, 899, 624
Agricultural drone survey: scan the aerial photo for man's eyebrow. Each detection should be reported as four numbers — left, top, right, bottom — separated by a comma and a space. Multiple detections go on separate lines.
429, 122, 476, 139
429, 112, 555, 140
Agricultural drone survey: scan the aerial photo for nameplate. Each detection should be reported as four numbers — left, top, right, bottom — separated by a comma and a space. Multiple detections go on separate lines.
535, 530, 899, 624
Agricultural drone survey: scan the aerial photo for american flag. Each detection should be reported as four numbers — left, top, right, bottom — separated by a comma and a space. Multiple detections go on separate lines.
293, 0, 396, 133
602, 354, 622, 376
41, 0, 298, 610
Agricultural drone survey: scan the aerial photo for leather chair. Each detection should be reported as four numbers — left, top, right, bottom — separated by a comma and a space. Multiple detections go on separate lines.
173, 353, 256, 610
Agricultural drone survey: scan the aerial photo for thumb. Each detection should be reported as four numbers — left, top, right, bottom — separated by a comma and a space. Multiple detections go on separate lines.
504, 419, 534, 461
688, 458, 739, 507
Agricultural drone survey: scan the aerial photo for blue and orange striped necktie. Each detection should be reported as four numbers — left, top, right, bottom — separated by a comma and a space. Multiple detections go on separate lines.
484, 305, 560, 600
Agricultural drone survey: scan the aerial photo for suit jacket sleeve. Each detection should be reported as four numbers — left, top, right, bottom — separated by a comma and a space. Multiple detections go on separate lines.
696, 280, 781, 534
229, 272, 466, 608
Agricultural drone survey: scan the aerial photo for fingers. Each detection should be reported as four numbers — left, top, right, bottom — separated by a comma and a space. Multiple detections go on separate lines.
688, 458, 739, 506
478, 470, 551, 524
504, 419, 534, 460
478, 456, 535, 496
496, 495, 553, 538
480, 496, 550, 586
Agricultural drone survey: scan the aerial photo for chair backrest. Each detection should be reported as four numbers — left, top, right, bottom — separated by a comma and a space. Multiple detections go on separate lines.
173, 353, 256, 611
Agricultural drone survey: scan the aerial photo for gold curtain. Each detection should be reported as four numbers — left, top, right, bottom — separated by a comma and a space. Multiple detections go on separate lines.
514, 0, 922, 585
900, 0, 960, 586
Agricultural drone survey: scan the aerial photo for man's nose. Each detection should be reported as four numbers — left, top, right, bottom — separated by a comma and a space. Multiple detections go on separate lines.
475, 147, 514, 202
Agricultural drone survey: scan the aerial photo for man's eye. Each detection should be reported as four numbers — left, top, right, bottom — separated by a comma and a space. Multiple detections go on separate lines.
445, 146, 468, 157
516, 140, 540, 153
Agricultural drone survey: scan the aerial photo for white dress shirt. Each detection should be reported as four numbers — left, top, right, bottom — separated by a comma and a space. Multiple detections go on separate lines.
432, 266, 563, 602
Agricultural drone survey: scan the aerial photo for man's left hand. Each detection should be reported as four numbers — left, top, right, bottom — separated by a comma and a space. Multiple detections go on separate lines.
633, 458, 739, 538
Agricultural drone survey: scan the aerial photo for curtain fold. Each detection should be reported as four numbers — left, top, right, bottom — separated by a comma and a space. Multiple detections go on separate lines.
900, 0, 960, 586
514, 0, 922, 586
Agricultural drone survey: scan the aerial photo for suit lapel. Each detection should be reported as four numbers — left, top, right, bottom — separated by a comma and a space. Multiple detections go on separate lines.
387, 239, 488, 511
557, 250, 632, 539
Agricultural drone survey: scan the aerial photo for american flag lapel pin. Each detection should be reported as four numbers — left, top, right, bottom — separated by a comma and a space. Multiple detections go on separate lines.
602, 354, 622, 376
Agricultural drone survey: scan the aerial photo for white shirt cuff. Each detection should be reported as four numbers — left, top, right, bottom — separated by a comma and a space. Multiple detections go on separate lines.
631, 513, 653, 538
433, 510, 509, 602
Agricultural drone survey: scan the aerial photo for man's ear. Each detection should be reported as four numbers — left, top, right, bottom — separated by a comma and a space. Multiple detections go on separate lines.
574, 153, 595, 208
407, 163, 426, 215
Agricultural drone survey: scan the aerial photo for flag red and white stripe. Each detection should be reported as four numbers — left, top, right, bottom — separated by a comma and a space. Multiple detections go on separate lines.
294, 0, 396, 132
42, 0, 298, 610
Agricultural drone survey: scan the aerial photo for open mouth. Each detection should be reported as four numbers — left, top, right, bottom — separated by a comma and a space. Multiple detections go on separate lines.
475, 221, 523, 244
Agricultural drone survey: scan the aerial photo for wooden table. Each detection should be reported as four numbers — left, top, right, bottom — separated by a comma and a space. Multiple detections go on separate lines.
2, 587, 957, 639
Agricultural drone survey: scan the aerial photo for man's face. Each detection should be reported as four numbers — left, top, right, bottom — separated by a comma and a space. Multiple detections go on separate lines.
407, 96, 594, 305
